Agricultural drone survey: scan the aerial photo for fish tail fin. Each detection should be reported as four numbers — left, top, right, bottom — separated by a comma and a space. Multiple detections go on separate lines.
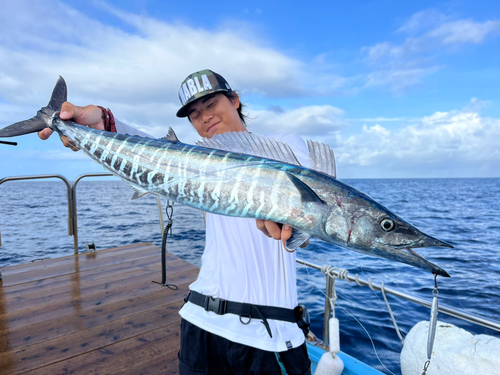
0, 76, 67, 138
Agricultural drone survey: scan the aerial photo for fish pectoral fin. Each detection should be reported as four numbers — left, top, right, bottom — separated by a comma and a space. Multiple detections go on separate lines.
285, 172, 325, 204
161, 127, 180, 143
130, 187, 148, 200
286, 228, 312, 251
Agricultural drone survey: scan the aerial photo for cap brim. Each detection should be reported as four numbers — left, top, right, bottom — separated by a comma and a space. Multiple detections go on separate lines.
176, 88, 231, 118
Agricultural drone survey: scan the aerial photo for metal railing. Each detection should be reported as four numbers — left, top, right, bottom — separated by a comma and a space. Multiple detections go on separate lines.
0, 174, 75, 237
296, 258, 500, 349
0, 173, 165, 254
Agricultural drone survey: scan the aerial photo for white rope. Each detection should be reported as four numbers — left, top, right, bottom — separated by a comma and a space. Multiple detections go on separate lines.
298, 250, 397, 375
321, 265, 404, 345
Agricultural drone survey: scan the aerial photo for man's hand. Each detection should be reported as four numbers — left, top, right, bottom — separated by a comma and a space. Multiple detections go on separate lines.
256, 220, 309, 250
38, 102, 105, 151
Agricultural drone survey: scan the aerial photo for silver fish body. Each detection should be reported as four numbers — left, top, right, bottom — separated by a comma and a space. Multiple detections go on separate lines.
0, 77, 453, 276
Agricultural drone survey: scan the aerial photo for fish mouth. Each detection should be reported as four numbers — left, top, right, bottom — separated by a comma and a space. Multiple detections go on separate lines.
387, 235, 453, 277
400, 247, 451, 277
391, 235, 454, 250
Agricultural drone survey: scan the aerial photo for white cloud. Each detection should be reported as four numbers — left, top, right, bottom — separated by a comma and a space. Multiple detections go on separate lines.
428, 19, 500, 45
361, 10, 500, 92
0, 0, 308, 107
247, 105, 345, 139
335, 101, 500, 178
363, 66, 440, 91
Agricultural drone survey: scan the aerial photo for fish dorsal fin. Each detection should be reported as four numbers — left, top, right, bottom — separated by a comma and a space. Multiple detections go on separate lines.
285, 228, 312, 252
196, 131, 301, 166
307, 140, 336, 178
161, 127, 180, 143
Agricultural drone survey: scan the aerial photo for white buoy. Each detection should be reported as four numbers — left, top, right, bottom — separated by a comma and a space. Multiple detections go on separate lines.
401, 320, 500, 375
314, 318, 344, 375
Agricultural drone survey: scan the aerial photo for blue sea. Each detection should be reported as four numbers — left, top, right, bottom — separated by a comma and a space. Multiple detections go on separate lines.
1, 178, 499, 374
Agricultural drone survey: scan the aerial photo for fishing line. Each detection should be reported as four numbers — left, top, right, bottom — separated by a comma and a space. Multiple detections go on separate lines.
358, 266, 407, 344
294, 244, 397, 375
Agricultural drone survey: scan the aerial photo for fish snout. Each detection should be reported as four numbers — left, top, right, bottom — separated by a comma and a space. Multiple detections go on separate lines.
415, 234, 454, 249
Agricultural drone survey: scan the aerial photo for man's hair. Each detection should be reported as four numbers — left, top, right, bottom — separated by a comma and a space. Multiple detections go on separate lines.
224, 91, 247, 126
187, 92, 248, 127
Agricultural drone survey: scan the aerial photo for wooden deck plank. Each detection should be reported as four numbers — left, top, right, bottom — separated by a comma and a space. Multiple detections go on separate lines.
0, 300, 183, 373
0, 243, 157, 277
22, 323, 181, 375
0, 243, 198, 375
0, 244, 171, 286
0, 265, 197, 330
1, 279, 194, 351
3, 257, 187, 310
3, 258, 159, 300
2, 253, 177, 297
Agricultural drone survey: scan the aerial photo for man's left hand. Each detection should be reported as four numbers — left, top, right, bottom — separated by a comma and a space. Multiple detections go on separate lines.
255, 220, 309, 249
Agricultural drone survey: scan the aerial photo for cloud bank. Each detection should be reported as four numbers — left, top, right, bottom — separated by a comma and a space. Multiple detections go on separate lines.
0, 3, 499, 179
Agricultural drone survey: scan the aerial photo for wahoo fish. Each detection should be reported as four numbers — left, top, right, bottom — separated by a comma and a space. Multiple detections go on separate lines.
0, 77, 453, 276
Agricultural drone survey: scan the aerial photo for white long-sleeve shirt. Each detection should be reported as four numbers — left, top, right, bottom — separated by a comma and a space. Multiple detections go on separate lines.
113, 119, 309, 352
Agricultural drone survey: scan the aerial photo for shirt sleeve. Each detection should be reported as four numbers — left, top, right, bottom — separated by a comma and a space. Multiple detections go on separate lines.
115, 118, 154, 138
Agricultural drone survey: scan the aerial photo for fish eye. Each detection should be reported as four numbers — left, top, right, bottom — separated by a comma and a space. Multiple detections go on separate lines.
380, 218, 395, 232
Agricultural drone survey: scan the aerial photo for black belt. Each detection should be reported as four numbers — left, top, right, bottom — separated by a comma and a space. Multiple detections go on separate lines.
186, 291, 299, 338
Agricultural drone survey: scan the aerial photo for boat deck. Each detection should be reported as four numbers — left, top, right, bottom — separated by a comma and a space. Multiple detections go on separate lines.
0, 243, 198, 375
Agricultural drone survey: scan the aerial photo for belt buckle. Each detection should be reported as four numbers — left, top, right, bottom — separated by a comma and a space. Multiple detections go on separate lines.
205, 296, 227, 315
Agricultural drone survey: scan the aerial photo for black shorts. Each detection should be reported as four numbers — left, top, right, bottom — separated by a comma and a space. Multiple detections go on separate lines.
178, 319, 311, 375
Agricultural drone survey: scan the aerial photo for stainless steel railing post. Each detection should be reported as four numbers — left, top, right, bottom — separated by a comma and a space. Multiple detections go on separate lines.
322, 272, 334, 349
71, 173, 113, 253
0, 174, 73, 242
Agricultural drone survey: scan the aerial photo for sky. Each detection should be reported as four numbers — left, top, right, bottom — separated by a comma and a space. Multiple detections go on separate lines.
0, 0, 499, 180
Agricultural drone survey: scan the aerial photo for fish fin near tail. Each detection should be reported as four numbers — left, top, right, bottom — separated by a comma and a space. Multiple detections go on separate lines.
161, 127, 180, 143
130, 187, 149, 200
0, 76, 67, 138
286, 228, 312, 251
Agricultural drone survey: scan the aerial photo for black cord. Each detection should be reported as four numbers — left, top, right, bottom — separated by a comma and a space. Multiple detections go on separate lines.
0, 140, 17, 146
152, 201, 178, 290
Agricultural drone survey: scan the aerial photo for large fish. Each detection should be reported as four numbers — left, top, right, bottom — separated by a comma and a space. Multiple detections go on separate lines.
0, 77, 453, 276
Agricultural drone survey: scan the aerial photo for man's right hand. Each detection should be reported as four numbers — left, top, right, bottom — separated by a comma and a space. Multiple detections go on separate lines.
38, 102, 105, 151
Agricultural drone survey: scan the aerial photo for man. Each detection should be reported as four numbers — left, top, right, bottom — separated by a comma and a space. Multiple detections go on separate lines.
40, 69, 311, 375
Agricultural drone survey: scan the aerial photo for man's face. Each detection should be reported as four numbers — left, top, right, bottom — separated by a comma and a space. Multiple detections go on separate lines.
187, 93, 246, 138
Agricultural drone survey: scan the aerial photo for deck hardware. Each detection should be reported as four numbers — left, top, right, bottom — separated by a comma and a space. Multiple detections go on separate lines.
85, 241, 97, 253
0, 270, 2, 280
152, 200, 178, 290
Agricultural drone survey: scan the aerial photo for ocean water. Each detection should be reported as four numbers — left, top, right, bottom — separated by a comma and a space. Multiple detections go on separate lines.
1, 178, 499, 374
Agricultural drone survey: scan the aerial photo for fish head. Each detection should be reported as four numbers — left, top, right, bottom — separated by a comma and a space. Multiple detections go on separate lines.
324, 192, 452, 277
